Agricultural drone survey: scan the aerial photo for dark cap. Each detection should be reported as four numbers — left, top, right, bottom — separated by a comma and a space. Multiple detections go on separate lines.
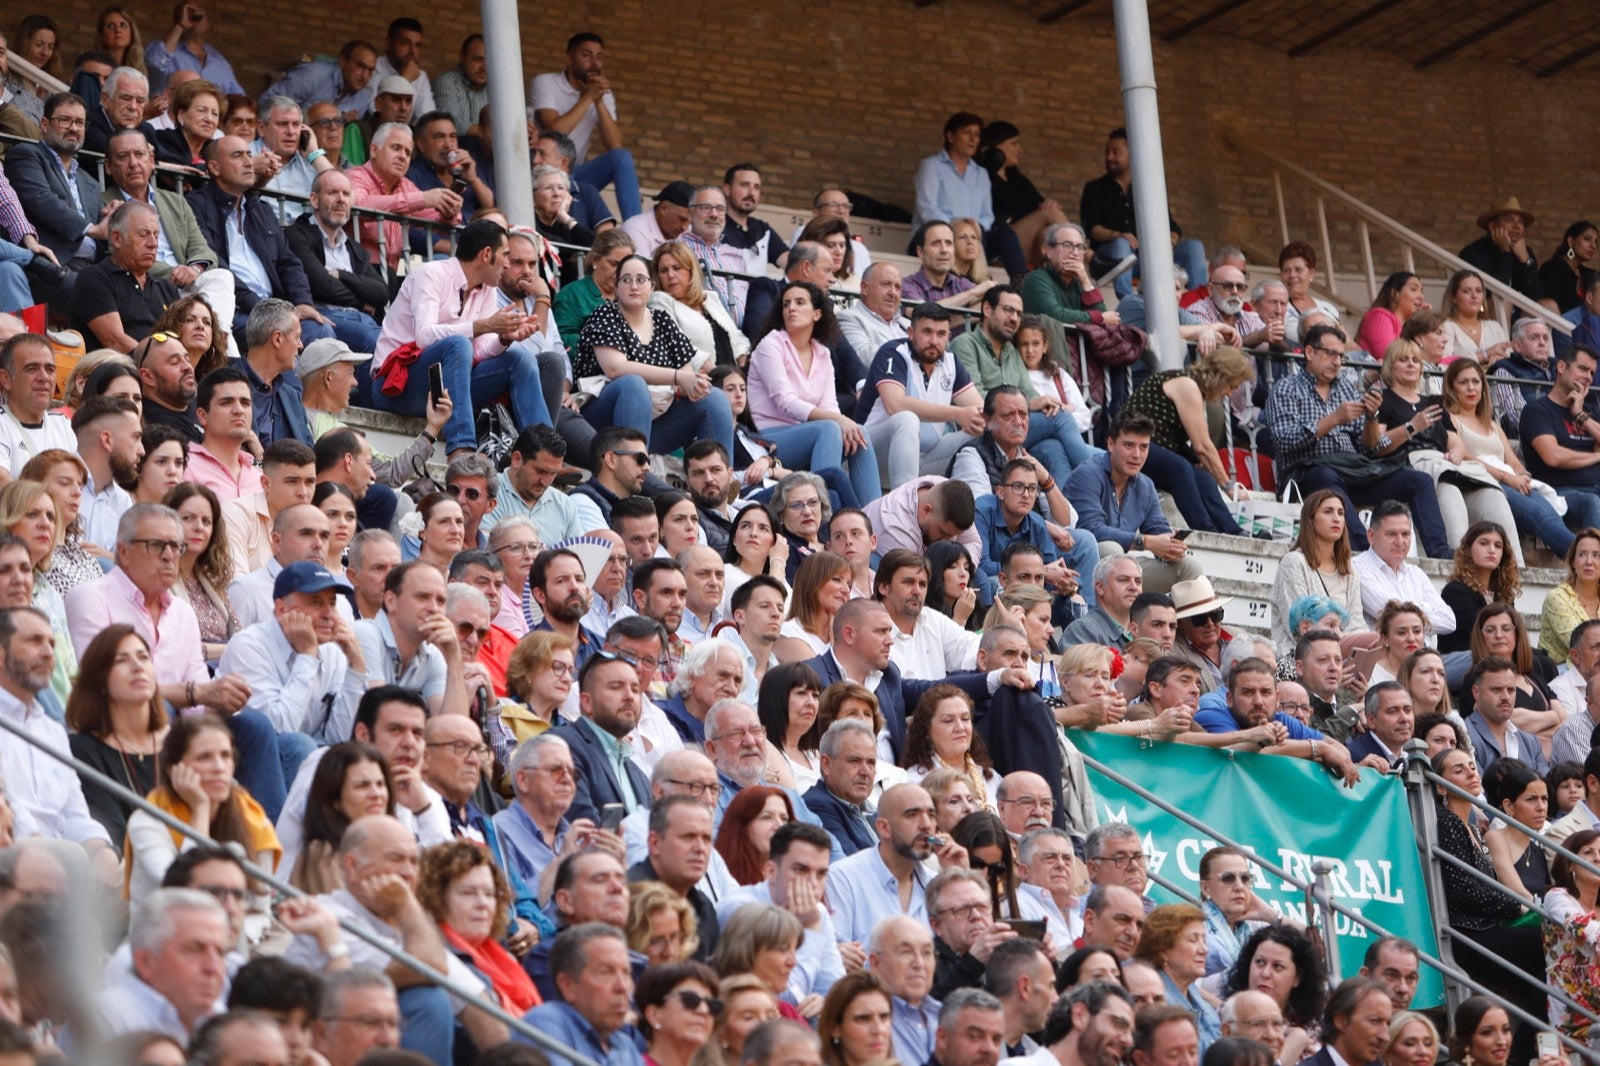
653, 181, 695, 208
274, 561, 354, 600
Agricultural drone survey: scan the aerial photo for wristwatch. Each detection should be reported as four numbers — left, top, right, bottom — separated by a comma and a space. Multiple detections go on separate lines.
1132, 533, 1146, 551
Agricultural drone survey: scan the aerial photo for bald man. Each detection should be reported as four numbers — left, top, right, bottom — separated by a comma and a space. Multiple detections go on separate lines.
825, 784, 970, 943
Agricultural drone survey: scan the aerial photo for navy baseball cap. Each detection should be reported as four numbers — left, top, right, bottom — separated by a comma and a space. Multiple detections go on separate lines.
273, 561, 354, 599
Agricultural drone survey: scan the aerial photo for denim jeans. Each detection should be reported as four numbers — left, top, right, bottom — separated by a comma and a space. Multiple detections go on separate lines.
223, 711, 313, 822
1140, 443, 1243, 535
1553, 488, 1600, 541
367, 336, 553, 453
1063, 528, 1101, 608
1290, 464, 1452, 558
1093, 235, 1209, 298
581, 375, 735, 457
573, 148, 642, 219
398, 986, 454, 1064
319, 305, 380, 354
762, 420, 882, 501
0, 240, 35, 312
1026, 410, 1099, 480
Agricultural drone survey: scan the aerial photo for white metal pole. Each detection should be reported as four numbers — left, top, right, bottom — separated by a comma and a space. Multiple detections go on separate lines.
481, 0, 534, 228
1112, 0, 1183, 370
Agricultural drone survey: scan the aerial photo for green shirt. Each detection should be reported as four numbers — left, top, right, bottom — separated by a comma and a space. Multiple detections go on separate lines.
1021, 266, 1096, 326
582, 716, 640, 811
554, 276, 605, 353
950, 329, 1038, 400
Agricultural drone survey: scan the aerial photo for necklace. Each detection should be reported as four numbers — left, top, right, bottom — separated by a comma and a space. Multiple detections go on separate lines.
109, 730, 158, 793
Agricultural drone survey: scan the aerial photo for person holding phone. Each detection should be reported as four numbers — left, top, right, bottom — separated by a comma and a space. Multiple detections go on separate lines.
146, 3, 243, 96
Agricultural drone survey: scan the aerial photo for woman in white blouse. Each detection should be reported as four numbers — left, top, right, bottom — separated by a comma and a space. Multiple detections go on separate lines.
1442, 270, 1511, 366
1268, 489, 1368, 654
649, 241, 750, 367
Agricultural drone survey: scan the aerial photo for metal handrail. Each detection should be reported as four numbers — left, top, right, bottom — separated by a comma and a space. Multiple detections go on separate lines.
1228, 137, 1573, 337
1427, 768, 1600, 881
4, 54, 68, 98
0, 712, 600, 1066
1080, 745, 1587, 1057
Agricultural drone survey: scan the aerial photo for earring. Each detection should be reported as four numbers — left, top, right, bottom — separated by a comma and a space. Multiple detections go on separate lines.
1569, 247, 1578, 261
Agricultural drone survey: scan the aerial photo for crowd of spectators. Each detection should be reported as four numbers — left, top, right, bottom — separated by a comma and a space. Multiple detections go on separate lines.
0, 8, 1596, 1066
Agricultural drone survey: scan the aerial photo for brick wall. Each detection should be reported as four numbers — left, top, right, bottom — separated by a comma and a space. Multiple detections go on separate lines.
55, 0, 1600, 276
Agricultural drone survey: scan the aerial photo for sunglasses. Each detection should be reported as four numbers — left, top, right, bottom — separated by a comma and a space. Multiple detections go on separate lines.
674, 990, 724, 1016
131, 331, 178, 367
447, 483, 485, 503
1190, 609, 1225, 625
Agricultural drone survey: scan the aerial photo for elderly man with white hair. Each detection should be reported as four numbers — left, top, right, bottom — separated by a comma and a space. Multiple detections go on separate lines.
1218, 990, 1289, 1061
494, 734, 595, 891
872, 914, 944, 1066
86, 64, 157, 153
659, 637, 745, 744
97, 887, 233, 1041
703, 698, 839, 855
347, 121, 463, 275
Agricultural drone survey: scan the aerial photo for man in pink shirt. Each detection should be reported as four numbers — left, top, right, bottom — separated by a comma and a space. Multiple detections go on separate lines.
367, 219, 551, 458
185, 366, 263, 502
63, 501, 308, 818
348, 120, 462, 272
860, 476, 993, 601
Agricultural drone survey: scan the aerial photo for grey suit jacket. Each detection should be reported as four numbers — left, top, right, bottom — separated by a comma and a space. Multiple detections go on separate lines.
2, 141, 102, 263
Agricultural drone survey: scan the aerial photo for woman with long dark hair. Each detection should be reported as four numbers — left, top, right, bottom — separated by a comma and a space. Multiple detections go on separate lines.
124, 714, 280, 900
757, 662, 824, 790
1356, 272, 1427, 358
925, 541, 980, 631
166, 481, 237, 661
67, 625, 167, 850
1221, 924, 1327, 1062
285, 741, 395, 894
1483, 758, 1550, 901
1539, 221, 1598, 314
1441, 522, 1521, 655
1267, 489, 1365, 654
902, 684, 1000, 811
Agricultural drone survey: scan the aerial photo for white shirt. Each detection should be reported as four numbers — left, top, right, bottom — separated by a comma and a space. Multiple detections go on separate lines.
80, 470, 133, 551
722, 627, 778, 704
1352, 549, 1455, 635
628, 697, 684, 776
215, 617, 367, 743
0, 686, 110, 845
529, 71, 616, 161
96, 967, 206, 1043
837, 303, 908, 366
373, 56, 435, 114
1016, 882, 1082, 960
888, 609, 979, 680
717, 882, 844, 998
228, 562, 356, 631
274, 746, 450, 882
0, 409, 74, 478
319, 220, 354, 273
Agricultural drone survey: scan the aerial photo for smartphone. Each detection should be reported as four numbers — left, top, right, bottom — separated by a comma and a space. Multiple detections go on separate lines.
1174, 529, 1193, 541
1007, 919, 1048, 942
298, 128, 311, 153
600, 803, 626, 832
1537, 1032, 1559, 1060
1366, 381, 1383, 396
428, 362, 444, 408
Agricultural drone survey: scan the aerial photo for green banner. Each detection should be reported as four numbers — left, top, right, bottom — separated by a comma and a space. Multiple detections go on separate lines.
1072, 731, 1444, 1008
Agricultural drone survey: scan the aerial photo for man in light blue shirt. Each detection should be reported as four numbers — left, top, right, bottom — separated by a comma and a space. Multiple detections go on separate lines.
874, 914, 942, 1066
825, 782, 959, 943
262, 41, 379, 119
716, 822, 844, 1004
484, 425, 590, 546
518, 924, 645, 1066
704, 698, 840, 859
494, 734, 579, 890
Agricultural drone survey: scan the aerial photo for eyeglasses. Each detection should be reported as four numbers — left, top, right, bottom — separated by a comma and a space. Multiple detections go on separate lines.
601, 647, 661, 672
1277, 701, 1311, 713
786, 498, 821, 513
1092, 852, 1149, 868
1213, 871, 1253, 885
50, 115, 88, 128
1307, 344, 1344, 359
129, 537, 187, 557
1212, 281, 1248, 293
456, 621, 490, 642
690, 203, 726, 214
1000, 481, 1039, 496
447, 483, 485, 502
495, 541, 541, 556
662, 778, 721, 798
548, 660, 574, 678
527, 763, 578, 780
427, 740, 491, 761
935, 901, 988, 920
197, 884, 250, 904
817, 199, 852, 211
1235, 1018, 1288, 1033
612, 449, 649, 465
324, 1015, 400, 1031
1051, 240, 1090, 253
674, 990, 725, 1015
1000, 795, 1055, 810
311, 117, 346, 130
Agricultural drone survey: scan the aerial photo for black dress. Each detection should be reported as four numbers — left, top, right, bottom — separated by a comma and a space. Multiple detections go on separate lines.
1439, 580, 1490, 654
69, 732, 158, 852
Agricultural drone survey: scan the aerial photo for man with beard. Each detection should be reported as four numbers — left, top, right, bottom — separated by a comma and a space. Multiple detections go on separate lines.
551, 651, 650, 824
999, 981, 1134, 1066
877, 548, 978, 681
70, 395, 141, 549
683, 441, 738, 552
571, 426, 650, 533
859, 302, 984, 487
487, 425, 587, 547
286, 169, 389, 326
71, 201, 182, 353
1129, 1006, 1200, 1066
1188, 263, 1274, 349
825, 783, 970, 943
630, 559, 688, 687
137, 330, 204, 442
4, 93, 109, 291
530, 547, 603, 667
721, 163, 787, 268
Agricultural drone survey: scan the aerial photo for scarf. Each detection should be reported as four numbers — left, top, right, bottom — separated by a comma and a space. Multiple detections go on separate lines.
442, 923, 541, 1014
126, 787, 282, 896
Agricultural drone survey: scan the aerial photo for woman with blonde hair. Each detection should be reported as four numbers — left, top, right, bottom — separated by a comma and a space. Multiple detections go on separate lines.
627, 879, 699, 967
775, 551, 852, 663
689, 974, 779, 1066
1119, 347, 1254, 534
651, 240, 749, 368
1441, 269, 1511, 366
984, 582, 1057, 695
0, 479, 73, 703
165, 482, 237, 661
20, 450, 102, 594
1399, 648, 1452, 718
921, 766, 979, 835
58, 350, 136, 415
1399, 308, 1453, 392
1382, 1011, 1441, 1066
1545, 528, 1600, 665
491, 630, 577, 766
951, 218, 991, 285
96, 6, 147, 76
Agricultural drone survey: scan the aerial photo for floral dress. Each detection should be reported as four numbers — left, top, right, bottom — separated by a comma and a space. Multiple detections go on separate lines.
1543, 887, 1600, 1045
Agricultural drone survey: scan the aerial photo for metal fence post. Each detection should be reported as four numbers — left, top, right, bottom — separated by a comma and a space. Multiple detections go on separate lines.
1402, 739, 1468, 1017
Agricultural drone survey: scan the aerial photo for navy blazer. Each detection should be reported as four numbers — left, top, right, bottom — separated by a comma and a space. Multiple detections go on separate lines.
185, 181, 315, 313
973, 686, 1069, 832
285, 213, 391, 313
801, 781, 877, 856
1344, 731, 1400, 768
3, 141, 102, 263
549, 718, 652, 826
803, 650, 988, 763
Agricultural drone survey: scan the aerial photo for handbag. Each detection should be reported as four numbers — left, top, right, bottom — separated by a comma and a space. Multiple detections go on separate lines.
1234, 479, 1302, 541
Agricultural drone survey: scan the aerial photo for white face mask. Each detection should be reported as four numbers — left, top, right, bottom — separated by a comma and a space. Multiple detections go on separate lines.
1218, 295, 1245, 317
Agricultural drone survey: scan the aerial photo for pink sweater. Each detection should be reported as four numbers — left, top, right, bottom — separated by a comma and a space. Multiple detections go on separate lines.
746, 329, 840, 428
